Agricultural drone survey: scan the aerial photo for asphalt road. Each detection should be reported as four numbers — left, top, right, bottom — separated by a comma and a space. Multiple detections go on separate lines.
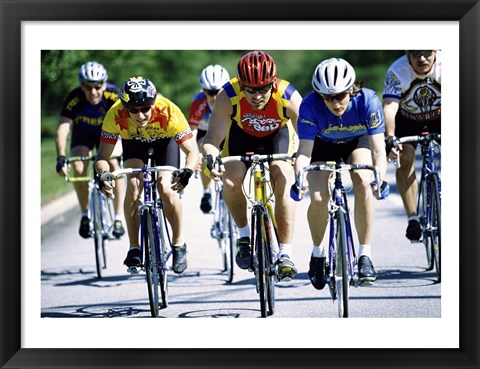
41, 161, 441, 320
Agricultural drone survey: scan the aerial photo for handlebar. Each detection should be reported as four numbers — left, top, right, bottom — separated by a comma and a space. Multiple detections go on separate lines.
63, 155, 122, 182
297, 161, 382, 198
220, 153, 292, 165
111, 165, 177, 179
394, 132, 441, 147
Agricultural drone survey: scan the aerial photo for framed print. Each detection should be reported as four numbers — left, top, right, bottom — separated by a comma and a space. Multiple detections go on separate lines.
1, 0, 479, 368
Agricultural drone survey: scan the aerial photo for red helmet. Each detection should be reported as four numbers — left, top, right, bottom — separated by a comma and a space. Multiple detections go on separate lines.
237, 51, 277, 87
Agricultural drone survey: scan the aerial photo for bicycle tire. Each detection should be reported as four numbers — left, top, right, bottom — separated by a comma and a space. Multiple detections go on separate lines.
220, 199, 229, 273
263, 213, 275, 316
418, 175, 434, 270
430, 174, 441, 282
157, 209, 169, 308
226, 210, 236, 283
92, 189, 106, 279
144, 211, 160, 317
252, 206, 268, 317
336, 209, 349, 318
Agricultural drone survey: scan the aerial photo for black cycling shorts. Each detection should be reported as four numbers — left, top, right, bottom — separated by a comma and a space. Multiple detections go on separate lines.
395, 114, 441, 148
121, 138, 180, 168
311, 135, 370, 163
71, 125, 101, 151
224, 123, 293, 157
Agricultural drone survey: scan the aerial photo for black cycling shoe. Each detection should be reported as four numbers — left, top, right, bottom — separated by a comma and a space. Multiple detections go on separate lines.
79, 215, 91, 239
358, 255, 377, 283
308, 255, 326, 290
235, 237, 252, 270
406, 219, 422, 241
112, 220, 125, 238
200, 193, 212, 214
172, 243, 188, 274
123, 247, 142, 268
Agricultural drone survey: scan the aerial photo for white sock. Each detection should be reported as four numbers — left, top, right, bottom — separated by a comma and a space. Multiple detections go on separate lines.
238, 225, 250, 239
115, 214, 122, 221
312, 244, 325, 258
359, 244, 371, 258
81, 211, 88, 217
203, 189, 211, 194
408, 215, 419, 222
278, 243, 292, 258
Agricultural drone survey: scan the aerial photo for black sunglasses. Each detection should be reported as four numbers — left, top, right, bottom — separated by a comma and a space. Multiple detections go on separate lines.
242, 83, 273, 95
320, 91, 350, 102
127, 105, 152, 114
204, 89, 220, 97
82, 83, 104, 91
408, 50, 433, 59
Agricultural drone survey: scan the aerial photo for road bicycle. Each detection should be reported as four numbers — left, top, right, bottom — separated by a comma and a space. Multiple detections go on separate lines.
393, 132, 441, 282
297, 161, 382, 318
221, 153, 291, 317
65, 156, 117, 279
210, 179, 238, 283
112, 158, 176, 317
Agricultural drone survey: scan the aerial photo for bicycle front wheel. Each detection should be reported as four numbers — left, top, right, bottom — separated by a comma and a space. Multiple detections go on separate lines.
157, 211, 169, 308
418, 176, 434, 270
430, 174, 441, 282
144, 211, 160, 317
92, 189, 106, 279
252, 206, 268, 317
263, 213, 275, 316
225, 210, 236, 283
335, 209, 349, 318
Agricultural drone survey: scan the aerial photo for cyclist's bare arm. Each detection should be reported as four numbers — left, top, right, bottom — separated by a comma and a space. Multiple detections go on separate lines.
369, 133, 388, 180
286, 90, 302, 133
382, 98, 401, 160
179, 135, 200, 172
95, 140, 116, 196
202, 90, 232, 179
55, 116, 73, 177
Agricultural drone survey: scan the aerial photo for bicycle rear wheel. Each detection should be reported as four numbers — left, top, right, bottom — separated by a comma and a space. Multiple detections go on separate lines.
226, 210, 236, 283
430, 174, 441, 282
157, 210, 169, 308
252, 206, 268, 317
92, 189, 106, 279
144, 211, 160, 317
335, 209, 349, 318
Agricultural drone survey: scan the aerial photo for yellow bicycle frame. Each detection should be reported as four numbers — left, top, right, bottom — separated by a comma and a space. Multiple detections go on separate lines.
252, 163, 277, 231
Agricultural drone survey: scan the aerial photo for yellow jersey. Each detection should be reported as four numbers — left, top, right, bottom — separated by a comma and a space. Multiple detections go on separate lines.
100, 96, 193, 145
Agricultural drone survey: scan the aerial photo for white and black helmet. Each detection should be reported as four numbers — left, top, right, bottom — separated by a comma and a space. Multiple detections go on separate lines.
199, 64, 230, 90
312, 58, 356, 95
78, 61, 108, 83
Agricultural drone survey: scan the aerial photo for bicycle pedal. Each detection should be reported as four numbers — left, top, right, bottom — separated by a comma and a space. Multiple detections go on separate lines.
127, 266, 140, 274
359, 279, 374, 287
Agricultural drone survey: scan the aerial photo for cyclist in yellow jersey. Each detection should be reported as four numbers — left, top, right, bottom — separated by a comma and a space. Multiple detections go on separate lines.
95, 77, 199, 274
202, 51, 302, 281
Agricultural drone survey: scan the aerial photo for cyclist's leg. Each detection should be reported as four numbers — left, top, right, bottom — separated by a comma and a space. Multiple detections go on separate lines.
108, 140, 126, 237
70, 145, 91, 213
222, 161, 248, 228
123, 158, 145, 249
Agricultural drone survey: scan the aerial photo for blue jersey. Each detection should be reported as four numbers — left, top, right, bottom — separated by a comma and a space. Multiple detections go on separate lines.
298, 88, 385, 144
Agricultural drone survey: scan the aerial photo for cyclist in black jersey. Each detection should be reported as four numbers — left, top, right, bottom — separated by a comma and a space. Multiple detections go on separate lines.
55, 61, 126, 239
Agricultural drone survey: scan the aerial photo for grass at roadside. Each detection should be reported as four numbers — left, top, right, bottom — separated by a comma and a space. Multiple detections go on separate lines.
41, 137, 72, 205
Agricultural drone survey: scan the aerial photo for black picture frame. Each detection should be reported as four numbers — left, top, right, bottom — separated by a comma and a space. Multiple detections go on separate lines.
1, 1, 478, 368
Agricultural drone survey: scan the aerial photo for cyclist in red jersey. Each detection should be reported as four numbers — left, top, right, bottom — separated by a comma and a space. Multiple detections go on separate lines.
55, 61, 126, 239
187, 65, 230, 214
202, 51, 302, 281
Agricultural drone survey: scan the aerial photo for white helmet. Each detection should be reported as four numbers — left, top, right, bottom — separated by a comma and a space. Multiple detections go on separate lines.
78, 61, 108, 83
199, 65, 230, 90
312, 58, 356, 95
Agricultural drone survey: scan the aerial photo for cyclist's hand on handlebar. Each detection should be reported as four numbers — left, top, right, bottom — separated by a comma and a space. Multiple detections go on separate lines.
171, 168, 193, 192
385, 136, 400, 160
97, 170, 115, 197
290, 181, 305, 202
370, 180, 390, 200
203, 154, 224, 180
56, 155, 68, 177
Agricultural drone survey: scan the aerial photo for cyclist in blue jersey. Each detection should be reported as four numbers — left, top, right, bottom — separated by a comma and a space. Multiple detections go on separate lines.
291, 58, 389, 289
55, 61, 126, 239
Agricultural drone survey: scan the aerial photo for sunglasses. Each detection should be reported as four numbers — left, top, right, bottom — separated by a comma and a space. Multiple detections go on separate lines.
126, 105, 153, 114
320, 91, 350, 102
242, 83, 273, 95
204, 89, 220, 97
82, 83, 104, 91
408, 50, 433, 59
